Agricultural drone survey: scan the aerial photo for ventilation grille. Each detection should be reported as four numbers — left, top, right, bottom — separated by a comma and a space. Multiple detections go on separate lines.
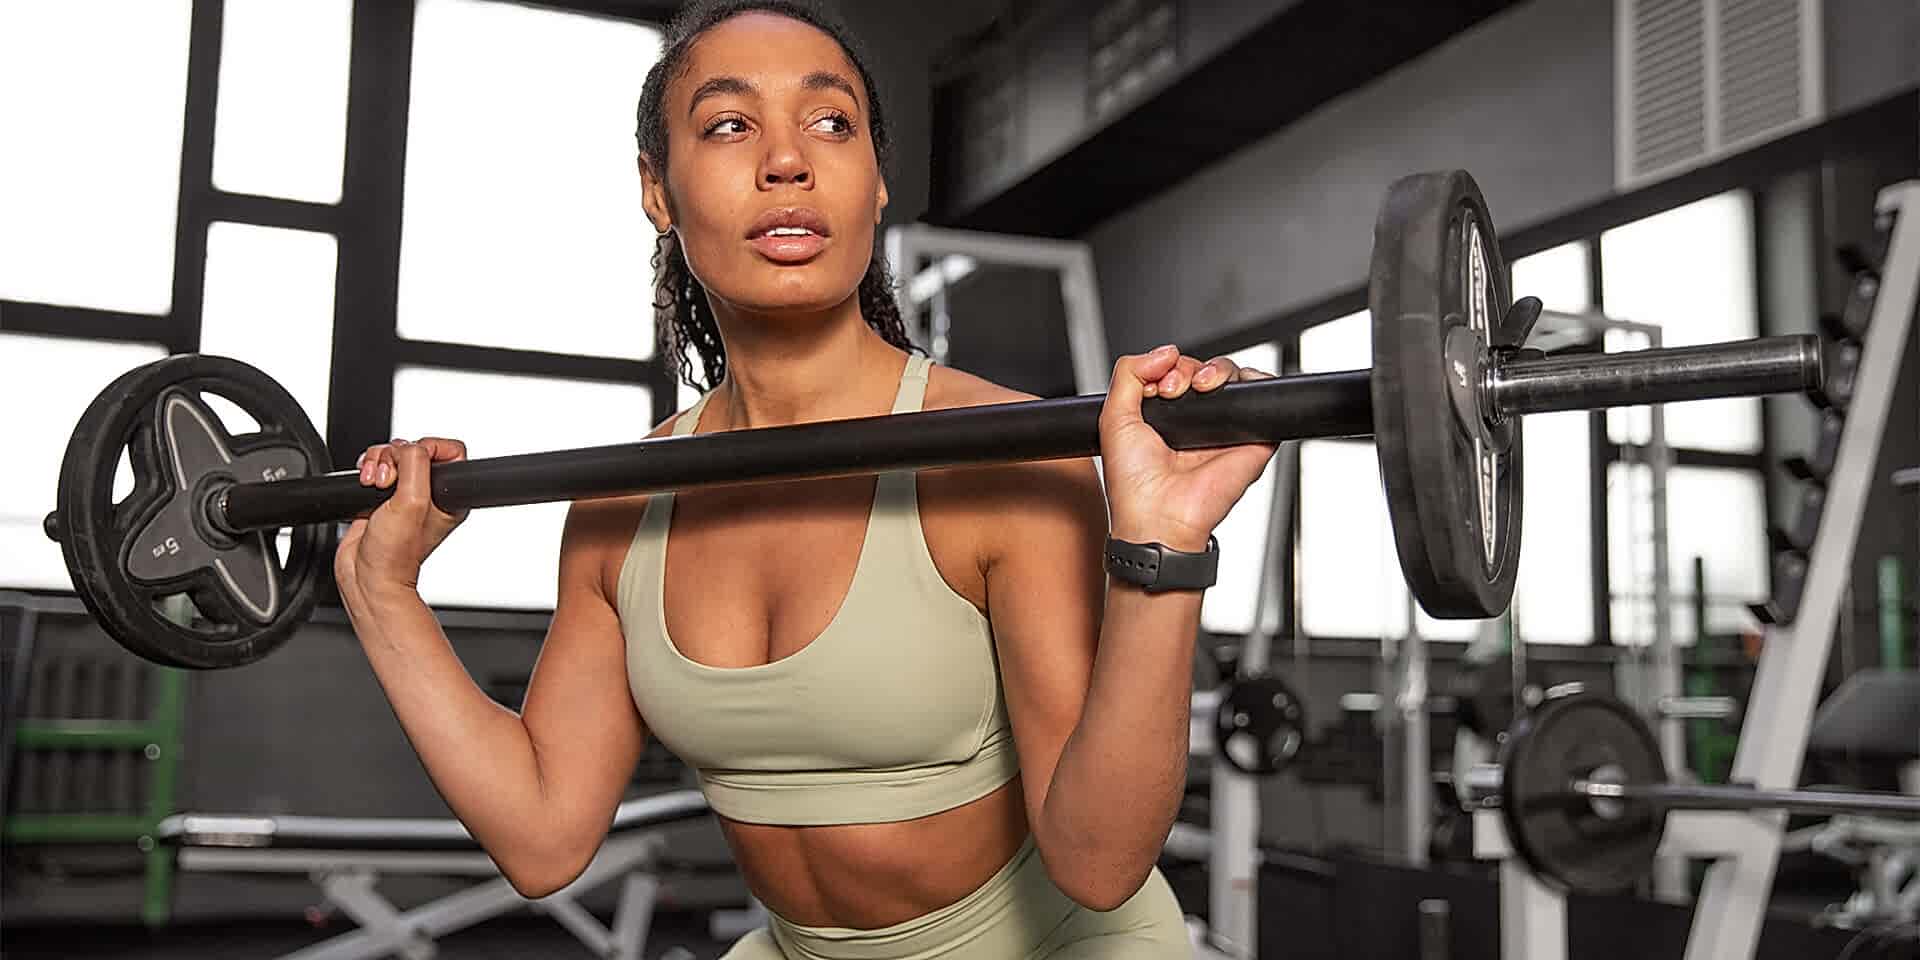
1718, 0, 1804, 144
1628, 0, 1708, 176
1617, 0, 1820, 186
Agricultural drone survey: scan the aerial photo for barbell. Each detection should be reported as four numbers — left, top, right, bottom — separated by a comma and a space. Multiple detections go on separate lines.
42, 170, 1825, 669
1468, 690, 1920, 895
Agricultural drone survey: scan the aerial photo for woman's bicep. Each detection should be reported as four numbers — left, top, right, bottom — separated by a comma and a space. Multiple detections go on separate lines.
518, 500, 649, 842
982, 459, 1109, 821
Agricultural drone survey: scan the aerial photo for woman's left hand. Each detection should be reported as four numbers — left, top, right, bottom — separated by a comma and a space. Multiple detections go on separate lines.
1098, 344, 1279, 553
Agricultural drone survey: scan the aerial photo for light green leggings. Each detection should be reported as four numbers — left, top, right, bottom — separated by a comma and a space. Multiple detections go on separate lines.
720, 838, 1191, 959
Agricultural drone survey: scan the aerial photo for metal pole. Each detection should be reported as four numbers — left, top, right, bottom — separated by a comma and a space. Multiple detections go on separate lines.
1643, 327, 1689, 902
1207, 441, 1296, 959
1401, 595, 1432, 866
1574, 780, 1920, 818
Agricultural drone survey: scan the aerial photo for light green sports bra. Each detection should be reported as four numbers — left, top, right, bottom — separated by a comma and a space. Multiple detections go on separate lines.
616, 355, 1021, 825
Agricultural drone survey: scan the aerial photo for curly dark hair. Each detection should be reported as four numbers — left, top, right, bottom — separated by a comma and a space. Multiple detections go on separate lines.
635, 0, 918, 393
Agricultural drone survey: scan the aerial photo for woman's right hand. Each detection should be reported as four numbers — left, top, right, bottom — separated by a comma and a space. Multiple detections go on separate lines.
334, 437, 470, 598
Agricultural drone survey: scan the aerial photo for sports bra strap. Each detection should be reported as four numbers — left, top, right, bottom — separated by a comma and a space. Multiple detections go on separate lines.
891, 354, 932, 414
671, 391, 710, 437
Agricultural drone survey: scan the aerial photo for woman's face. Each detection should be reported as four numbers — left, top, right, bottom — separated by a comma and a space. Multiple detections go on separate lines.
642, 13, 888, 316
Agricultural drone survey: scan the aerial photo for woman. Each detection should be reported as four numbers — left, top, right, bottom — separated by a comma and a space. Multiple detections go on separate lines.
335, 2, 1275, 956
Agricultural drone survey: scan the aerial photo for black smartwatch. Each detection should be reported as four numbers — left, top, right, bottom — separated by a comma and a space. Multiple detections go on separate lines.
1104, 536, 1219, 593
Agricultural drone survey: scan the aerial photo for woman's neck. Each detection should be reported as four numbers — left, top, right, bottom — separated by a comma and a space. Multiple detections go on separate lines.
704, 296, 907, 430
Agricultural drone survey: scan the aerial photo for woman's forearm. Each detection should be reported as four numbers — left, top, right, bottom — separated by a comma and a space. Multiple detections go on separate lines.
1037, 583, 1201, 907
342, 581, 579, 887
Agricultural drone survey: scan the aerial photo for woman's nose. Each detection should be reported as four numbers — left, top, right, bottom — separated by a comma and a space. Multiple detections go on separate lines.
759, 135, 812, 187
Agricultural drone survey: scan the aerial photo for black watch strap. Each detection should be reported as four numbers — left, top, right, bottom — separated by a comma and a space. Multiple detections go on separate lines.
1104, 536, 1219, 593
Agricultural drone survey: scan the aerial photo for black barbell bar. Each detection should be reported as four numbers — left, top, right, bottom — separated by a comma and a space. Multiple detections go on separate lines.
184, 333, 1820, 535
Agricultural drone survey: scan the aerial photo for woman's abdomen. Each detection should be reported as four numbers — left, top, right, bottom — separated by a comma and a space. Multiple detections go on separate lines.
719, 777, 1030, 929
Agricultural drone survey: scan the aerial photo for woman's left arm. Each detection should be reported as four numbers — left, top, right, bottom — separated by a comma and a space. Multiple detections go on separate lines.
987, 346, 1275, 912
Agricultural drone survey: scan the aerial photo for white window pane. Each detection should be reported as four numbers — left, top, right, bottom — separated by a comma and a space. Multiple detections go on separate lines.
1299, 310, 1369, 373
1511, 242, 1591, 315
1299, 441, 1477, 640
676, 367, 705, 416
0, 1, 191, 314
0, 335, 169, 589
211, 0, 353, 203
1601, 193, 1761, 452
1201, 343, 1280, 635
391, 367, 652, 608
1608, 464, 1767, 642
1513, 411, 1591, 644
398, 0, 662, 359
201, 223, 337, 435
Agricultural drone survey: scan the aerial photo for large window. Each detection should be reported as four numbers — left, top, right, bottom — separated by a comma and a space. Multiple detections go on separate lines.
1508, 242, 1596, 645
0, 0, 192, 314
1601, 192, 1762, 453
210, 0, 353, 203
1199, 342, 1282, 636
1297, 312, 1477, 641
1608, 463, 1769, 641
391, 368, 652, 609
1599, 191, 1768, 644
397, 0, 663, 360
200, 222, 339, 434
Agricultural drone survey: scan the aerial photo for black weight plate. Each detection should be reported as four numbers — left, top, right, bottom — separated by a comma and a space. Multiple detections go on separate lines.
1214, 672, 1308, 775
1499, 692, 1666, 894
54, 355, 333, 669
1370, 170, 1522, 619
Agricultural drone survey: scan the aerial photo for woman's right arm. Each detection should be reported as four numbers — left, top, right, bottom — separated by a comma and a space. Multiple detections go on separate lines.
339, 440, 648, 898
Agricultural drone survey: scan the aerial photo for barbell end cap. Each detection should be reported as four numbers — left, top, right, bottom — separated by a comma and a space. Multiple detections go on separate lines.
43, 510, 62, 544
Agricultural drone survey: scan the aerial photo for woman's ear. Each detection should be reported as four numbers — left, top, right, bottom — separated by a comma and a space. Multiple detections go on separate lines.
874, 176, 890, 225
638, 155, 673, 233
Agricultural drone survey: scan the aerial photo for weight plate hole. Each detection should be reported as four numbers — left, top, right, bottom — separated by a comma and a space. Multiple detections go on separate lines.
200, 390, 262, 436
148, 592, 202, 629
111, 448, 136, 503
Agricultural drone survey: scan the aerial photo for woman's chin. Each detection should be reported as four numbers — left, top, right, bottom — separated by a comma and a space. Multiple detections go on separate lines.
724, 282, 860, 317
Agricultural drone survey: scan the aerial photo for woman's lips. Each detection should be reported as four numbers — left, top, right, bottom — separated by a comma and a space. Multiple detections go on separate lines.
748, 231, 828, 263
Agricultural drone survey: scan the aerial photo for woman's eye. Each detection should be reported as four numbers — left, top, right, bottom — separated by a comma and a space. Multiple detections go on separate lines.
810, 113, 852, 135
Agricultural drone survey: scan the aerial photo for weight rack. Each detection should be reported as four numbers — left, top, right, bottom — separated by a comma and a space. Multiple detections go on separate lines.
1473, 179, 1920, 960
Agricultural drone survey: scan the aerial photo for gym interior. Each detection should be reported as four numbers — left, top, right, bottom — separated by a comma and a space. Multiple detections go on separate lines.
3, 1, 1919, 958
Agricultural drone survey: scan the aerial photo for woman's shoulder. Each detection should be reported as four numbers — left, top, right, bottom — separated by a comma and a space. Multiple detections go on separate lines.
921, 361, 1037, 412
557, 409, 687, 587
919, 363, 1104, 508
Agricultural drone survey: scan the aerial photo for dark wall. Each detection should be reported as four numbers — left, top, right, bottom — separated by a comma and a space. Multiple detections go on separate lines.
1826, 0, 1920, 116
1086, 0, 1617, 354
829, 0, 1008, 231
1083, 0, 1920, 355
